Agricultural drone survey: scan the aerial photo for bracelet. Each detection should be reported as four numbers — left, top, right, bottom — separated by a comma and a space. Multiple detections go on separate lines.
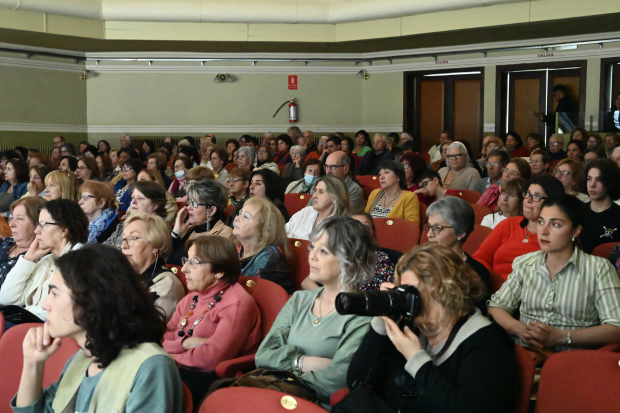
294, 355, 305, 373
171, 230, 180, 238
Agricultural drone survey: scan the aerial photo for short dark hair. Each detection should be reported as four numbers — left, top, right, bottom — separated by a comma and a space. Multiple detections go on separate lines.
132, 181, 166, 218
326, 136, 341, 147
142, 139, 155, 152
6, 159, 29, 183
251, 169, 285, 202
119, 147, 139, 159
97, 140, 111, 154
14, 146, 28, 160
60, 156, 78, 172
584, 158, 620, 201
526, 133, 543, 145
177, 145, 200, 164
541, 194, 586, 230
505, 131, 523, 149
40, 199, 89, 245
530, 175, 565, 198
399, 152, 427, 180
509, 158, 532, 181
55, 244, 167, 368
387, 132, 400, 145
488, 149, 510, 166
416, 168, 442, 186
552, 84, 567, 94
379, 160, 407, 190
530, 148, 551, 166
211, 148, 228, 165
186, 236, 241, 285
583, 145, 607, 159
60, 143, 76, 156
246, 137, 259, 146
225, 139, 240, 150
567, 139, 585, 155
1, 149, 23, 161
302, 158, 325, 176
277, 134, 294, 149
56, 136, 66, 143
123, 158, 145, 175
355, 130, 371, 146
83, 145, 98, 157
174, 156, 193, 170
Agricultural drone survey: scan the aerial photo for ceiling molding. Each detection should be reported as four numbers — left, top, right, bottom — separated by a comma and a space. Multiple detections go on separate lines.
0, 122, 87, 132
0, 55, 85, 72
86, 124, 403, 134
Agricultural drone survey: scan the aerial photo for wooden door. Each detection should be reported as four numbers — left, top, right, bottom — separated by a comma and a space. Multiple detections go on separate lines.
419, 80, 445, 151
508, 72, 546, 138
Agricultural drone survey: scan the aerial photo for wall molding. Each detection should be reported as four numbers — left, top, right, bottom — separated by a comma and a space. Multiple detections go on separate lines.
86, 124, 403, 134
0, 122, 87, 132
0, 56, 85, 72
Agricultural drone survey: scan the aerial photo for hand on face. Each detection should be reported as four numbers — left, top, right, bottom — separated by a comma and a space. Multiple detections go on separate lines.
22, 323, 62, 365
24, 239, 54, 263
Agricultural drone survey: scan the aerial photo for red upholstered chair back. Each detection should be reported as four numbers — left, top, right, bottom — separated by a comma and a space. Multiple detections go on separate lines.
166, 264, 188, 294
489, 269, 505, 294
468, 203, 492, 225
514, 345, 535, 413
591, 242, 617, 259
238, 276, 288, 339
0, 324, 80, 410
420, 152, 430, 163
199, 387, 328, 413
284, 193, 311, 217
0, 312, 4, 341
356, 175, 381, 200
420, 224, 491, 256
224, 204, 236, 219
448, 189, 481, 204
176, 201, 187, 211
419, 203, 428, 234
374, 218, 420, 253
288, 238, 310, 290
536, 350, 620, 413
547, 160, 561, 174
225, 163, 236, 173
182, 382, 193, 413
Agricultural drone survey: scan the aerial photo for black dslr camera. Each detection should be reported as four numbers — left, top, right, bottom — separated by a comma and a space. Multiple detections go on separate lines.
335, 285, 421, 329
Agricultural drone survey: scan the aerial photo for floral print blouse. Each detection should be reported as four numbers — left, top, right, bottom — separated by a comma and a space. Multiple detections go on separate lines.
0, 237, 26, 288
359, 251, 395, 291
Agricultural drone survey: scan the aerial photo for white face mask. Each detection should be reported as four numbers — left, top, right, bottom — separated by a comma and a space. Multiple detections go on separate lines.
304, 174, 316, 186
175, 170, 185, 179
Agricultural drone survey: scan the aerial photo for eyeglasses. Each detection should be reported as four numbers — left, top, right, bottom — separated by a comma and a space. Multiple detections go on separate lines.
549, 142, 561, 147
79, 194, 95, 202
257, 150, 268, 155
424, 224, 454, 235
503, 168, 519, 177
181, 257, 213, 267
553, 169, 571, 177
38, 221, 58, 230
419, 179, 432, 189
528, 160, 543, 165
485, 162, 499, 168
121, 236, 142, 247
487, 146, 499, 151
122, 166, 133, 172
226, 178, 245, 184
372, 140, 383, 144
268, 142, 277, 146
523, 192, 547, 202
446, 154, 463, 160
401, 163, 411, 169
77, 165, 88, 170
187, 200, 207, 208
324, 164, 344, 171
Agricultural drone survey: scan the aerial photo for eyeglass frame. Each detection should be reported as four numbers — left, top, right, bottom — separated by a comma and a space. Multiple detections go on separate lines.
424, 223, 454, 235
419, 179, 432, 189
37, 221, 59, 231
226, 178, 246, 184
502, 168, 519, 177
446, 154, 463, 160
121, 236, 143, 247
523, 192, 547, 202
485, 161, 500, 168
553, 169, 571, 177
181, 257, 213, 267
79, 194, 96, 202
122, 166, 133, 172
187, 200, 208, 208
324, 164, 345, 171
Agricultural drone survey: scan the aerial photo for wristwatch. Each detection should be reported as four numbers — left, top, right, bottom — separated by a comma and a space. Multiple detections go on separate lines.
566, 331, 572, 346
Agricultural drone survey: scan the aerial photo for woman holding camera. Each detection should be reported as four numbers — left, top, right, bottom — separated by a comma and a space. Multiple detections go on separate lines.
344, 243, 517, 413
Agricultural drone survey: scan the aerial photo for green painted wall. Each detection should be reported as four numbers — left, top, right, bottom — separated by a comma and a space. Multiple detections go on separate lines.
362, 72, 404, 128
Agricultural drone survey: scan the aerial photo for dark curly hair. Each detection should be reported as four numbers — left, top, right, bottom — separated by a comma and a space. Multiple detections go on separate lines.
250, 169, 284, 203
584, 158, 620, 201
55, 244, 167, 368
40, 199, 88, 245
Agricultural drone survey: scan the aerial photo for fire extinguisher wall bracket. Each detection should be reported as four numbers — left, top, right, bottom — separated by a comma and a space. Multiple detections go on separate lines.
272, 99, 298, 123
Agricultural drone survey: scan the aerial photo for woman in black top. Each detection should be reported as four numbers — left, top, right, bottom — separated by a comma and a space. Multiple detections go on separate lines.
344, 243, 516, 413
248, 169, 289, 222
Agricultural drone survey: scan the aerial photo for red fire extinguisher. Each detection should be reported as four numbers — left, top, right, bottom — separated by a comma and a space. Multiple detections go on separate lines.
273, 99, 298, 123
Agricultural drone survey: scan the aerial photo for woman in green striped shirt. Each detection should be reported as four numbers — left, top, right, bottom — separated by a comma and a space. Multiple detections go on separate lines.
488, 194, 620, 351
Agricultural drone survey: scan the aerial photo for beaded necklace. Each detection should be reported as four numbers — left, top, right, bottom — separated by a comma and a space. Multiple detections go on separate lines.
178, 289, 226, 337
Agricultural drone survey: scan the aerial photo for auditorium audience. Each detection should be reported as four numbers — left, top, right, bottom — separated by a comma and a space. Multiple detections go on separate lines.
347, 243, 516, 413
505, 131, 529, 157
121, 213, 184, 321
340, 136, 355, 155
358, 134, 395, 175
548, 134, 568, 161
352, 130, 372, 156
567, 139, 585, 162
147, 153, 173, 189
286, 175, 350, 240
605, 132, 620, 157
400, 152, 428, 193
366, 160, 420, 224
237, 146, 256, 171
282, 145, 305, 181
26, 164, 51, 198
255, 143, 280, 176
587, 133, 604, 148
59, 143, 76, 158
136, 169, 178, 226
169, 157, 192, 199
249, 169, 289, 221
529, 149, 551, 177
578, 158, 620, 253
583, 145, 606, 164
11, 244, 183, 413
96, 153, 114, 182
438, 142, 481, 190
79, 181, 120, 244
0, 159, 28, 213
59, 156, 78, 172
115, 158, 144, 212
473, 149, 509, 194
0, 197, 44, 288
97, 139, 111, 155
489, 194, 620, 351
481, 179, 527, 230
553, 158, 589, 202
526, 132, 545, 153
163, 236, 261, 407
473, 175, 565, 280
210, 148, 230, 185
477, 157, 531, 209
44, 170, 79, 202
227, 167, 250, 206
169, 180, 234, 265
274, 135, 293, 170
233, 197, 294, 294
256, 216, 372, 408
571, 127, 587, 142
0, 199, 87, 322
75, 157, 100, 185
285, 159, 323, 194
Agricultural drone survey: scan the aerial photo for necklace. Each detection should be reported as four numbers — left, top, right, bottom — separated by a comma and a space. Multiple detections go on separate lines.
523, 226, 534, 243
381, 191, 400, 208
178, 289, 226, 337
312, 290, 335, 326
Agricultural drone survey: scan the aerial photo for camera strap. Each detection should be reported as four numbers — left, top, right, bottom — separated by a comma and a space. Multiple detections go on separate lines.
432, 314, 469, 359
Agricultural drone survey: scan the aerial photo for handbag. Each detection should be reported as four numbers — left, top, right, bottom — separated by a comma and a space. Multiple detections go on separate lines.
0, 305, 44, 325
331, 380, 396, 413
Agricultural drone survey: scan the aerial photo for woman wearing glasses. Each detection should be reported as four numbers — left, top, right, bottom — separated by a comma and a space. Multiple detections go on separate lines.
477, 158, 532, 209
365, 160, 420, 224
400, 152, 428, 193
168, 180, 234, 266
227, 167, 250, 206
78, 181, 120, 244
75, 157, 101, 185
0, 199, 88, 324
437, 142, 481, 190
210, 148, 230, 186
121, 213, 184, 321
168, 157, 192, 199
282, 145, 305, 181
473, 176, 565, 281
44, 170, 79, 202
255, 143, 281, 176
114, 158, 144, 212
553, 159, 590, 202
529, 149, 551, 177
163, 236, 262, 407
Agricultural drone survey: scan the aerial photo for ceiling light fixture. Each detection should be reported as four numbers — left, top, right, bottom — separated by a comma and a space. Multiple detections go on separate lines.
214, 73, 234, 83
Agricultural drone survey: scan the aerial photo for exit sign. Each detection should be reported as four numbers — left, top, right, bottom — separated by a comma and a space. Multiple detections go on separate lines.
288, 75, 298, 90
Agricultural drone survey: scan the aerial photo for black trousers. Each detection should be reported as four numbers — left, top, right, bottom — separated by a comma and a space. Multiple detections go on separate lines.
179, 366, 219, 412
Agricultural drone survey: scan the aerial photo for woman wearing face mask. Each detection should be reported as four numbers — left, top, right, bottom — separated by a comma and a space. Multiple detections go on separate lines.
285, 159, 324, 194
285, 175, 350, 240
0, 159, 29, 213
78, 181, 120, 244
481, 179, 527, 230
254, 144, 280, 176
0, 199, 88, 324
210, 148, 230, 186
169, 180, 234, 266
114, 159, 144, 212
11, 244, 183, 413
43, 170, 79, 202
0, 197, 44, 288
121, 213, 185, 321
168, 157, 192, 199
25, 164, 51, 199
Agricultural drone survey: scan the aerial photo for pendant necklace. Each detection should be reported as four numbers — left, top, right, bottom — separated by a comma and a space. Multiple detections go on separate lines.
312, 290, 335, 326
523, 226, 534, 243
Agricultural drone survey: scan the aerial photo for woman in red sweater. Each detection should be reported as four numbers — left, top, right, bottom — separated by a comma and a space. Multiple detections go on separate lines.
162, 236, 262, 407
505, 131, 530, 158
473, 176, 564, 280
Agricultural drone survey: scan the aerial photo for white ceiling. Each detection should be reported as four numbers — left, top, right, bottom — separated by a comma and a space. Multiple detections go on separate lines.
0, 0, 529, 24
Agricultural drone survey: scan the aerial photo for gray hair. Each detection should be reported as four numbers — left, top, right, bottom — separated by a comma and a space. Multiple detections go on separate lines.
550, 133, 564, 146
309, 216, 376, 291
426, 196, 475, 242
374, 134, 387, 143
290, 145, 306, 160
237, 146, 255, 164
446, 141, 469, 166
264, 132, 274, 140
186, 179, 228, 219
287, 126, 303, 139
400, 133, 413, 142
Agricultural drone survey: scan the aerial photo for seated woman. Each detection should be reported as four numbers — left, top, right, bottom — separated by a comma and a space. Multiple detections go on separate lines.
529, 148, 551, 177
473, 175, 565, 280
169, 180, 234, 265
249, 169, 289, 221
168, 157, 192, 199
400, 152, 427, 192
286, 175, 349, 240
255, 216, 374, 408
567, 139, 585, 162
505, 131, 529, 157
233, 197, 295, 294
477, 157, 531, 209
225, 139, 240, 165
210, 148, 230, 186
430, 139, 452, 170
58, 156, 78, 173
227, 167, 250, 206
237, 146, 256, 171
274, 135, 293, 172
26, 164, 51, 199
0, 159, 29, 213
114, 158, 144, 212
477, 136, 503, 171
121, 213, 185, 321
136, 168, 178, 227
147, 152, 173, 189
12, 244, 183, 412
176, 166, 215, 202
481, 178, 528, 229
44, 170, 79, 202
347, 243, 517, 413
437, 142, 481, 190
79, 181, 120, 244
282, 145, 305, 181
553, 158, 590, 202
285, 159, 323, 194
526, 132, 545, 153
96, 153, 115, 182
365, 160, 420, 224
0, 197, 44, 288
0, 199, 88, 322
163, 236, 262, 406
255, 144, 281, 176
425, 196, 492, 312
489, 194, 620, 351
75, 157, 101, 185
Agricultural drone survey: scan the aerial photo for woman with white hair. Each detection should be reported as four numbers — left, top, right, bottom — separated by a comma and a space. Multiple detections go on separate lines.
236, 146, 255, 171
438, 141, 481, 190
254, 143, 280, 176
282, 145, 306, 181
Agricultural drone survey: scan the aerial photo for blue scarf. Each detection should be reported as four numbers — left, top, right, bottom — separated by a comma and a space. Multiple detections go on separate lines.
87, 208, 118, 244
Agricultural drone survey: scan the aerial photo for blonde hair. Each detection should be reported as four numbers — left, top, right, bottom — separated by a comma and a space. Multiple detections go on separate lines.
123, 213, 172, 258
44, 170, 79, 202
315, 174, 350, 216
242, 197, 289, 259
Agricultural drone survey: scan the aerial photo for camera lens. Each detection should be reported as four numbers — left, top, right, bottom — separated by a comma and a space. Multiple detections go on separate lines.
336, 291, 404, 317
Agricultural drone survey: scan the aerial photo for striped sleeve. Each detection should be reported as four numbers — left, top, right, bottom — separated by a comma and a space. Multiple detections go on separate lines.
488, 262, 524, 313
594, 258, 620, 329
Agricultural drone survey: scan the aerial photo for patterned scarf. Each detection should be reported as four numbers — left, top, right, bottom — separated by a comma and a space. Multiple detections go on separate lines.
87, 208, 118, 244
